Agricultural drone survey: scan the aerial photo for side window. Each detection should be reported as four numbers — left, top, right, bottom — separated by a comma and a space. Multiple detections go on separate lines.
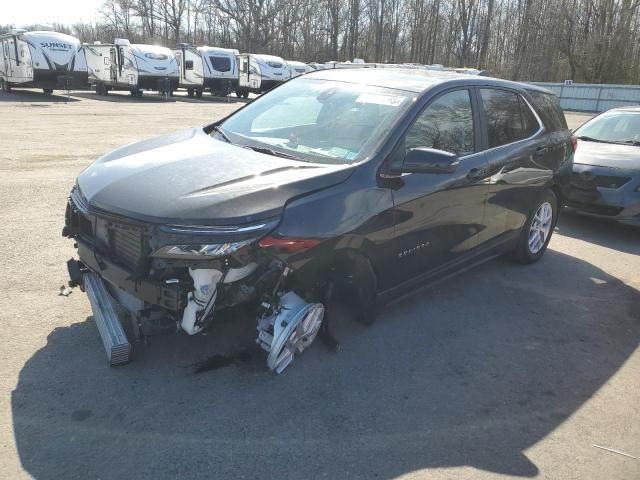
405, 89, 474, 155
185, 60, 194, 70
526, 90, 568, 132
481, 88, 539, 148
520, 96, 539, 137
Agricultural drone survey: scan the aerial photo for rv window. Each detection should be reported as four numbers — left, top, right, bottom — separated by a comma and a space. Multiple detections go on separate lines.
185, 60, 194, 70
210, 56, 231, 72
20, 46, 24, 58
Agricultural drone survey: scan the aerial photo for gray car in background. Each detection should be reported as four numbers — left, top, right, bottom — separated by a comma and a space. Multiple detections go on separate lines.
566, 107, 640, 225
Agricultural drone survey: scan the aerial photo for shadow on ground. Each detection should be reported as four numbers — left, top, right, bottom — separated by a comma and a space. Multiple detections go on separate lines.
558, 211, 640, 255
0, 89, 81, 103
12, 250, 640, 479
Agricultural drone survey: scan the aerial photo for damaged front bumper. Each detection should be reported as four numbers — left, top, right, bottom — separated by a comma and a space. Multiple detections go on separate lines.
63, 187, 327, 373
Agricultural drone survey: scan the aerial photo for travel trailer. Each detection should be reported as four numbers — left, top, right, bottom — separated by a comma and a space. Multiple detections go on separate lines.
83, 39, 179, 96
0, 30, 87, 94
199, 46, 239, 96
236, 53, 289, 97
286, 60, 312, 77
173, 45, 239, 97
173, 44, 205, 97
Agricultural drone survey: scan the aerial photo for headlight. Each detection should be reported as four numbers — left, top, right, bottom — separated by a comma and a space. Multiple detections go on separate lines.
152, 239, 254, 260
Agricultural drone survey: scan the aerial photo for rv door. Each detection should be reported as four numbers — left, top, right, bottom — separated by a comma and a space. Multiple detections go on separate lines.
239, 56, 249, 88
110, 48, 117, 82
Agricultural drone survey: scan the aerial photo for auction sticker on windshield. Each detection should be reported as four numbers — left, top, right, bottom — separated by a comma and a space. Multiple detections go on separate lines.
355, 93, 406, 106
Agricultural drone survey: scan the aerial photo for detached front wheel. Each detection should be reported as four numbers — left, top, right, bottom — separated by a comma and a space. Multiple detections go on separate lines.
512, 190, 557, 264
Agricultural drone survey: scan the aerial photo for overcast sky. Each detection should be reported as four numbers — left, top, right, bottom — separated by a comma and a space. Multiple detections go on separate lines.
3, 0, 101, 26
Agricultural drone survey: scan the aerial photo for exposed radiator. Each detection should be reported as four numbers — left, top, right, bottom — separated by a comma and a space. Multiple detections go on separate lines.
84, 271, 132, 366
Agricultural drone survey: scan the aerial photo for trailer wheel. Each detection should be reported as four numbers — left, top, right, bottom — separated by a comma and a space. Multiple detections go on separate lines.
43, 88, 53, 94
187, 88, 194, 97
96, 84, 104, 95
136, 90, 143, 98
235, 89, 243, 98
195, 89, 203, 98
243, 91, 249, 99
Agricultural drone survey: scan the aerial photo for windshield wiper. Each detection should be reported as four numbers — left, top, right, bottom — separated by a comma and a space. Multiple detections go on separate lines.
575, 135, 607, 143
243, 145, 302, 160
619, 139, 640, 146
212, 125, 231, 143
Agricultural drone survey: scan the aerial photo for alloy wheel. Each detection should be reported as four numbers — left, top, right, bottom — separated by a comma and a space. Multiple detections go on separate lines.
528, 201, 553, 254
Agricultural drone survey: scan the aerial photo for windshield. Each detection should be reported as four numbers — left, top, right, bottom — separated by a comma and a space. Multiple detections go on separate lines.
217, 78, 416, 164
575, 111, 640, 145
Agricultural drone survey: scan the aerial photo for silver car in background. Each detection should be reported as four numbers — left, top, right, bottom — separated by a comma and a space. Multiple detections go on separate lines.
566, 107, 640, 225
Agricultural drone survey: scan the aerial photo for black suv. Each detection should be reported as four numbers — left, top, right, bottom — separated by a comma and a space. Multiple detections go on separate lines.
64, 69, 574, 372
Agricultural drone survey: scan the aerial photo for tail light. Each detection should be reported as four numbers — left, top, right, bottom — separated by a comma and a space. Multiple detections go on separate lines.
258, 235, 321, 253
570, 135, 578, 152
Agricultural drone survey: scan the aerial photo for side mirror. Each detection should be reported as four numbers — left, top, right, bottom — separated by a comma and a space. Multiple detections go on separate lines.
403, 147, 459, 174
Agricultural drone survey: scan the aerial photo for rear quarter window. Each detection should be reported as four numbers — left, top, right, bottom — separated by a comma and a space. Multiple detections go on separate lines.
526, 90, 568, 132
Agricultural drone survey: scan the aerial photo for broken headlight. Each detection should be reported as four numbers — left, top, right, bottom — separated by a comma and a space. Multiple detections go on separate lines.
152, 239, 255, 260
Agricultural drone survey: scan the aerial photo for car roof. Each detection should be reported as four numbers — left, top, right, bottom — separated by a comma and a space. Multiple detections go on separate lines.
606, 106, 640, 113
304, 67, 552, 95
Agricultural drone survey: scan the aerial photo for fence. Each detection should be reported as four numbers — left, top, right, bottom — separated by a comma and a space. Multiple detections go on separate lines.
529, 82, 640, 112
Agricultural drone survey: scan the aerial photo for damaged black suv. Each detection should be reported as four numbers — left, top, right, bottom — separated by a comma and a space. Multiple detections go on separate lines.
64, 68, 574, 372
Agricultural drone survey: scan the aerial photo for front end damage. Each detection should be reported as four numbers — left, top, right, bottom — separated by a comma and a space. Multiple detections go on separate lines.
63, 186, 326, 372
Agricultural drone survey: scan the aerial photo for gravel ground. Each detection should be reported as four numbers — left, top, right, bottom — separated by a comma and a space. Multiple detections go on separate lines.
0, 90, 638, 480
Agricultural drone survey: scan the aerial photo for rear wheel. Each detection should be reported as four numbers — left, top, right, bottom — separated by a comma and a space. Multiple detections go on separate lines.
187, 88, 194, 97
195, 89, 203, 98
43, 88, 53, 94
512, 190, 558, 264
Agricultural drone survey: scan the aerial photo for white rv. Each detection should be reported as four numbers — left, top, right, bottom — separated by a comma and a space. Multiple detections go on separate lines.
173, 44, 205, 97
198, 46, 239, 96
236, 53, 289, 97
286, 60, 312, 77
0, 30, 87, 94
83, 39, 179, 96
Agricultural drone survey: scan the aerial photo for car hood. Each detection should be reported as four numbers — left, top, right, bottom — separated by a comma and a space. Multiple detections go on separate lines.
574, 140, 640, 170
77, 128, 354, 225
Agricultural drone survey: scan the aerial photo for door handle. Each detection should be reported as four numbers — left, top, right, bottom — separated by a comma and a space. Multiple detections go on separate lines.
535, 146, 549, 157
467, 167, 486, 180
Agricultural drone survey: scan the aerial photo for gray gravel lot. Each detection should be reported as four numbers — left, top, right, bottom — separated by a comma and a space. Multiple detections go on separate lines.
0, 90, 638, 480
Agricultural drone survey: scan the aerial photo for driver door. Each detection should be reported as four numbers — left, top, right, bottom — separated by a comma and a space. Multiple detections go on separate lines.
390, 88, 490, 285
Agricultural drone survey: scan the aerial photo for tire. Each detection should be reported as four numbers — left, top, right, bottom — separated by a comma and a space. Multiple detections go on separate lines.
43, 88, 53, 94
136, 90, 143, 98
243, 91, 249, 99
195, 89, 203, 98
512, 189, 558, 264
187, 88, 194, 97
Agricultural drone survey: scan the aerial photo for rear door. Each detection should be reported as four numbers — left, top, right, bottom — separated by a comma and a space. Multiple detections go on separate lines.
390, 88, 490, 285
477, 87, 553, 245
